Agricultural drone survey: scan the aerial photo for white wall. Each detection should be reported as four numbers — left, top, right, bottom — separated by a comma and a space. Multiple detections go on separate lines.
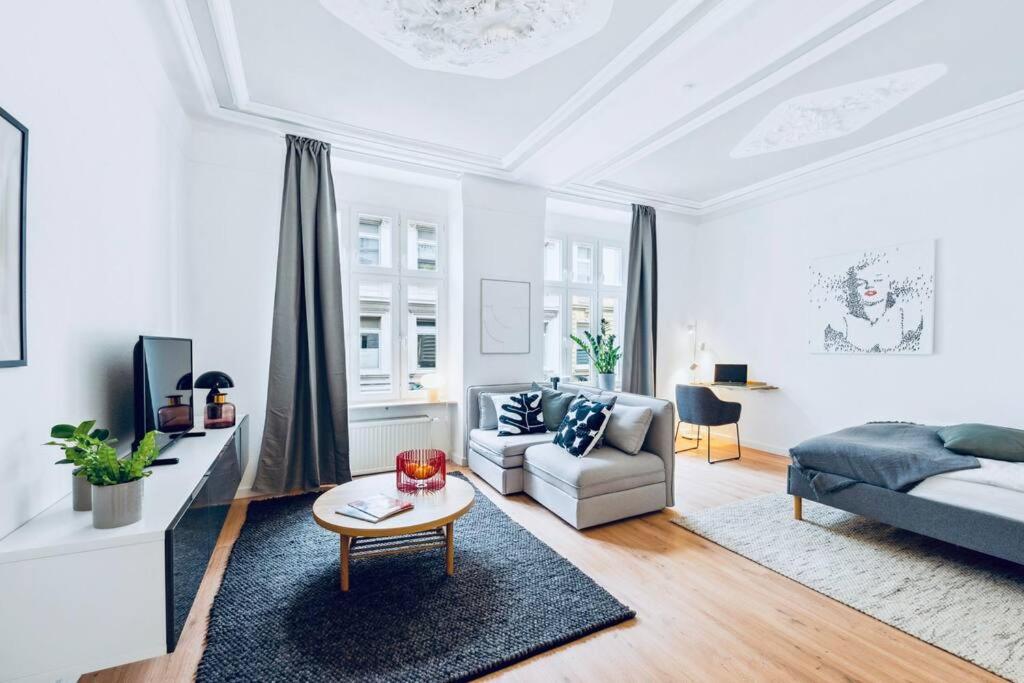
451, 176, 547, 462
0, 1, 191, 538
672, 122, 1024, 454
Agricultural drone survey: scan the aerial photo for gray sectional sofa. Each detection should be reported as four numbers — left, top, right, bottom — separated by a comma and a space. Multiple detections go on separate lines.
465, 382, 675, 529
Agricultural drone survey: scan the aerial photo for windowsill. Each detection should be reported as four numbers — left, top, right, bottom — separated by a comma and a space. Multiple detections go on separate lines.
349, 399, 454, 410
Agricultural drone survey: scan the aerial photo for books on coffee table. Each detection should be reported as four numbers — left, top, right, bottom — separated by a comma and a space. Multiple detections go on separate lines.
336, 494, 413, 523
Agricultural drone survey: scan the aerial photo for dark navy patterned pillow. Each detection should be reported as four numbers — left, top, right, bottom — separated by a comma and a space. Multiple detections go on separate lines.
490, 392, 546, 436
553, 396, 613, 457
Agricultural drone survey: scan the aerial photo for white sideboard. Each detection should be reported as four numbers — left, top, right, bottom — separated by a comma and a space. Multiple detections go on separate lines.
0, 416, 248, 683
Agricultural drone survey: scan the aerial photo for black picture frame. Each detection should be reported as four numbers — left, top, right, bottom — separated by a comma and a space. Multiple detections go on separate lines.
0, 105, 27, 368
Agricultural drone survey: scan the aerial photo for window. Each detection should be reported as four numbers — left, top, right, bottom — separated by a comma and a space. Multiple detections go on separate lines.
571, 241, 594, 284
356, 213, 392, 268
544, 237, 564, 282
544, 233, 626, 386
346, 206, 446, 402
407, 220, 439, 272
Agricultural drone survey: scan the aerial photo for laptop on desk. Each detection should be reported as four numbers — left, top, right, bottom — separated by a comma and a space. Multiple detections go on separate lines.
713, 364, 748, 386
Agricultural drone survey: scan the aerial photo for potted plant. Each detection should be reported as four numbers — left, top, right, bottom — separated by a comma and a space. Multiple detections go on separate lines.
45, 420, 114, 512
571, 318, 622, 391
78, 431, 159, 529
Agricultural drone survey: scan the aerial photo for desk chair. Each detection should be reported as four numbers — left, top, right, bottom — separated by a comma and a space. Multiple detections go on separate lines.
674, 385, 742, 464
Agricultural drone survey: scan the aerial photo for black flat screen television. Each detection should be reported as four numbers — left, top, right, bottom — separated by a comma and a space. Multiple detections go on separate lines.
134, 336, 194, 451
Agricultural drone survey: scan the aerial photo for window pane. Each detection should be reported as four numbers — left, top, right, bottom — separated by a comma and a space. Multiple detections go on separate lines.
357, 214, 392, 268
544, 238, 563, 281
572, 243, 594, 284
358, 281, 392, 393
601, 296, 618, 336
407, 220, 439, 272
407, 284, 439, 391
543, 293, 562, 378
601, 245, 623, 286
570, 294, 593, 383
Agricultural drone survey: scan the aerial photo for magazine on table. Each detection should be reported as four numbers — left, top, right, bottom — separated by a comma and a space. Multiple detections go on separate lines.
336, 494, 413, 523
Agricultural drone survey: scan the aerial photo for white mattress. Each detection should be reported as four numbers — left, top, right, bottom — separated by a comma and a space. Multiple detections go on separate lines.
908, 457, 1024, 522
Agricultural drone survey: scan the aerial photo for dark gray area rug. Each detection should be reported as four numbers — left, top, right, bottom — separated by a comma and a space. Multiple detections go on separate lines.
198, 474, 634, 682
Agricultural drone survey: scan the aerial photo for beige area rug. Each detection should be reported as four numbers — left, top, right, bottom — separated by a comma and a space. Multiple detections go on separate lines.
673, 494, 1024, 681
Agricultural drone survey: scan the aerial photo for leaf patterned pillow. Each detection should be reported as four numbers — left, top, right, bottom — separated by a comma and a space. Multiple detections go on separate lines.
491, 392, 546, 436
553, 396, 613, 457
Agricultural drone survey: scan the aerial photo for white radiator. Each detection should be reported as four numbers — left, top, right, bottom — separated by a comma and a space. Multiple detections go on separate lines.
349, 415, 434, 475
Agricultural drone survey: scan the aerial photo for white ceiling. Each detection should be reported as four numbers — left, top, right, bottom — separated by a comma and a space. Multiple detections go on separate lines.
170, 0, 1024, 215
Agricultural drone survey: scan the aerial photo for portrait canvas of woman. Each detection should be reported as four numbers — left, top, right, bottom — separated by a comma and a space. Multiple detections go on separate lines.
808, 240, 935, 354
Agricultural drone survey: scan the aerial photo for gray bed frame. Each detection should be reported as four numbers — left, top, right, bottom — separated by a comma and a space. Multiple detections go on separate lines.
788, 466, 1024, 566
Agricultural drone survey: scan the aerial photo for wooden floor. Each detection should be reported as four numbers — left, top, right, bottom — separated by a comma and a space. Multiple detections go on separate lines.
85, 438, 999, 683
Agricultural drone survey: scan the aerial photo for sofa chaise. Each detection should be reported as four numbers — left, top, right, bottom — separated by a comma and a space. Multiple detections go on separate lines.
465, 382, 675, 529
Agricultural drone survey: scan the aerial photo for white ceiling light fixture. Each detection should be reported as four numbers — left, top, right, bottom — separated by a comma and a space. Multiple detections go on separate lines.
731, 63, 948, 158
318, 0, 613, 79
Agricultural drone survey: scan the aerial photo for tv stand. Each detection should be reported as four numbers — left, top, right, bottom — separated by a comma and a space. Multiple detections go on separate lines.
0, 416, 248, 681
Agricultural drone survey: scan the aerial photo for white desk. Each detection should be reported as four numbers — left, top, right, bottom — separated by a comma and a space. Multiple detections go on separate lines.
692, 382, 779, 391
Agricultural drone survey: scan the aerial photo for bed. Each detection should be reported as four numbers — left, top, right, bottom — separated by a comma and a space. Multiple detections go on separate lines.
787, 424, 1024, 566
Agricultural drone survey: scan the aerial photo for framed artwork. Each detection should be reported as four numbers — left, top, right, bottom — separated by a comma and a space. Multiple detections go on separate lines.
481, 278, 530, 354
808, 239, 935, 355
0, 105, 27, 368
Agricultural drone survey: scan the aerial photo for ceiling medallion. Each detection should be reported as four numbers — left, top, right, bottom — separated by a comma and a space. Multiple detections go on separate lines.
319, 0, 613, 79
731, 63, 948, 158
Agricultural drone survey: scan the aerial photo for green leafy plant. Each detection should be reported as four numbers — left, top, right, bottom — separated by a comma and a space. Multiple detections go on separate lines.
78, 431, 160, 486
570, 318, 622, 375
45, 420, 115, 476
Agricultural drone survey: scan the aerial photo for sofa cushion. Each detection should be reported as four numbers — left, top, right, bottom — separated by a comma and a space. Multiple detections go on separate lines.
604, 404, 654, 455
478, 392, 501, 429
553, 395, 613, 457
531, 382, 575, 431
491, 391, 546, 436
469, 429, 554, 468
523, 442, 665, 499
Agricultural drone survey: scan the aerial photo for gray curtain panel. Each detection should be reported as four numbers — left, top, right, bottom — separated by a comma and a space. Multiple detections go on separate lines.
622, 204, 658, 396
253, 135, 350, 494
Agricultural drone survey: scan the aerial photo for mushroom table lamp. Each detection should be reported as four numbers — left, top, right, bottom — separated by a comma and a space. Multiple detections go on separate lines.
195, 371, 236, 429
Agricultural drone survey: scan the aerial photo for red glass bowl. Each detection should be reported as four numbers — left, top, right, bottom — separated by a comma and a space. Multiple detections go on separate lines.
396, 449, 447, 492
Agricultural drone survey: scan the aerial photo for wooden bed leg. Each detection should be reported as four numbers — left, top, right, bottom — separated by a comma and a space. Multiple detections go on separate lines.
793, 495, 803, 521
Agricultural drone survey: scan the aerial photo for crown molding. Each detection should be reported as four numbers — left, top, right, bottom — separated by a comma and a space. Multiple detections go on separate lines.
576, 0, 922, 185
164, 0, 1024, 221
601, 90, 1024, 217
500, 0, 727, 171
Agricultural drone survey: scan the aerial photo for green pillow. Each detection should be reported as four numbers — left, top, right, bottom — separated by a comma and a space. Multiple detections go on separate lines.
938, 423, 1024, 462
530, 383, 574, 432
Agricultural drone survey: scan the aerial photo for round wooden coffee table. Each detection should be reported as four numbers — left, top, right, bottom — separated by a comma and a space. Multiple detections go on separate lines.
312, 473, 474, 591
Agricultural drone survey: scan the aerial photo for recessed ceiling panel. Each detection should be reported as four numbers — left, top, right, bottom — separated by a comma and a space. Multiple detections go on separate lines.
606, 0, 1024, 202
318, 0, 614, 79
224, 0, 676, 157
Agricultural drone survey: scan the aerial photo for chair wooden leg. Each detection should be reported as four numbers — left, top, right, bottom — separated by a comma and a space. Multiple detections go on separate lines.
793, 495, 803, 521
676, 424, 701, 453
707, 423, 742, 464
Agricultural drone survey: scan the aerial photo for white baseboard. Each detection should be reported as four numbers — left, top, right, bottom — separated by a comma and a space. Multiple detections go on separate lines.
703, 427, 790, 458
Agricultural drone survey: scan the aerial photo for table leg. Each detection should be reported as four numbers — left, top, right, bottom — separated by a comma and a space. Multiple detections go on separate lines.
445, 522, 455, 577
340, 535, 351, 592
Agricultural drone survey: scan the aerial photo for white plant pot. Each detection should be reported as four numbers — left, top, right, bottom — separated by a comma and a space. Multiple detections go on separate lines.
92, 479, 144, 529
597, 373, 616, 391
72, 472, 92, 512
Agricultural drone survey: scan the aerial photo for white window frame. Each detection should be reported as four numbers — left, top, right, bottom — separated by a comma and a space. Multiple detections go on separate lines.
351, 205, 399, 275
343, 205, 447, 404
544, 232, 626, 386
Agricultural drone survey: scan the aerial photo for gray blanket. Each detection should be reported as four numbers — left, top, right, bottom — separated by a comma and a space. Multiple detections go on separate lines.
790, 423, 979, 495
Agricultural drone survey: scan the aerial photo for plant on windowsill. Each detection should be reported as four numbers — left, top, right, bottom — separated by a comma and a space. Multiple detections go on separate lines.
77, 431, 160, 529
570, 318, 622, 391
44, 420, 115, 512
